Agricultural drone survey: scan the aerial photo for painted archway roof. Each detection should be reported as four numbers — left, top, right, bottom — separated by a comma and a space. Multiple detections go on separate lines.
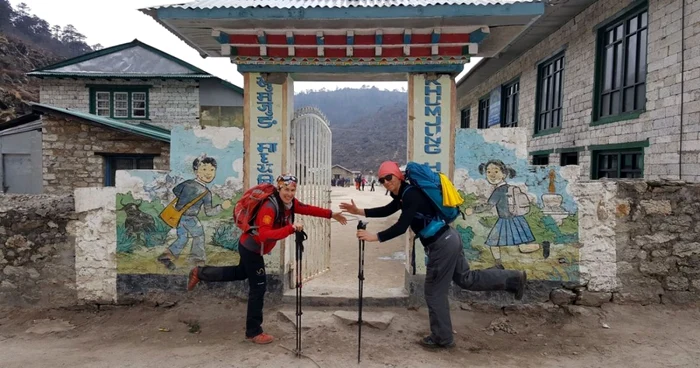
152, 0, 539, 9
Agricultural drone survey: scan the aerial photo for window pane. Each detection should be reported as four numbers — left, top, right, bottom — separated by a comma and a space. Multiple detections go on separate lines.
137, 158, 154, 170
114, 92, 128, 117
626, 33, 637, 85
114, 158, 135, 171
603, 46, 614, 91
624, 87, 636, 112
614, 43, 623, 89
96, 92, 110, 116
616, 25, 623, 40
601, 93, 611, 117
628, 16, 638, 33
611, 91, 621, 115
641, 11, 648, 27
637, 28, 647, 82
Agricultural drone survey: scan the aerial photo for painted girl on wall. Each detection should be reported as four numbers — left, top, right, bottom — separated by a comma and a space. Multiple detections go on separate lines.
468, 160, 546, 267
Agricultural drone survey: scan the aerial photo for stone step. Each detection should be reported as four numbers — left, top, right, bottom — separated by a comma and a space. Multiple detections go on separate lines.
282, 287, 409, 307
277, 310, 396, 330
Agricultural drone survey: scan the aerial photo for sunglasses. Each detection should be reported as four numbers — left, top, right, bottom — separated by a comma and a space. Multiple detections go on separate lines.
378, 174, 394, 184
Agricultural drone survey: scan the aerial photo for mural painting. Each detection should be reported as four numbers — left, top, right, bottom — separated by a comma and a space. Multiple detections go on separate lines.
453, 129, 580, 282
115, 125, 244, 275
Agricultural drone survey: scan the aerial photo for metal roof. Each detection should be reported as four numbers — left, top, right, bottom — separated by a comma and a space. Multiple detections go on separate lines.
150, 0, 539, 9
27, 72, 213, 79
457, 0, 598, 92
30, 103, 171, 142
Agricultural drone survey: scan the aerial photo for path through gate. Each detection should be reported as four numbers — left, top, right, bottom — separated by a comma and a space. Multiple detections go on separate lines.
290, 107, 332, 283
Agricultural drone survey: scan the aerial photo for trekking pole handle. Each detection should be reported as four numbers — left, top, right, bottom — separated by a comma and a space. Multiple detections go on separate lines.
357, 220, 368, 230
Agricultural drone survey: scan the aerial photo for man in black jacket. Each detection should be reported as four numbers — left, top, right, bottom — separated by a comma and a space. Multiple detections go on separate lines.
340, 161, 526, 349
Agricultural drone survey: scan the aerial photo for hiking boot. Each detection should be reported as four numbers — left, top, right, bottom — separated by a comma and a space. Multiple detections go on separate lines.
506, 270, 527, 300
247, 332, 274, 344
187, 267, 200, 291
419, 335, 455, 349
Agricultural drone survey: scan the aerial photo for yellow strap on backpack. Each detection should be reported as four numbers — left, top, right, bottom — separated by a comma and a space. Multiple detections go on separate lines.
439, 173, 464, 207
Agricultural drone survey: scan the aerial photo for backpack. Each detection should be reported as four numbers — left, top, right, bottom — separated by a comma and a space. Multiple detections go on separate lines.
403, 162, 465, 238
233, 183, 284, 234
507, 185, 531, 216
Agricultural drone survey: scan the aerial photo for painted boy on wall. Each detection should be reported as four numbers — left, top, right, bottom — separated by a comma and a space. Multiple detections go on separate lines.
157, 156, 232, 270
466, 160, 549, 268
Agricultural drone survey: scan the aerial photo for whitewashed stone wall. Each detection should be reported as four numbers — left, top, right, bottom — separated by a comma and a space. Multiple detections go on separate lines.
69, 187, 118, 304
39, 79, 200, 130
458, 0, 700, 181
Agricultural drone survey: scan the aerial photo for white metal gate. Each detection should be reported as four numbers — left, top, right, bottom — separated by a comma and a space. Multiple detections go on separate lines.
290, 107, 332, 283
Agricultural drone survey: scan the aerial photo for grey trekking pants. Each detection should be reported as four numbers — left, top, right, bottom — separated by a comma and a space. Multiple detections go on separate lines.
424, 227, 522, 345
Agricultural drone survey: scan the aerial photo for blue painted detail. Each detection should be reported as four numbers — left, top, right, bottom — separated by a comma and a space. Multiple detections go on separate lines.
316, 35, 324, 45
216, 32, 229, 44
347, 35, 354, 45
258, 34, 267, 44
287, 36, 294, 45
431, 31, 440, 43
237, 63, 464, 74
375, 33, 383, 45
469, 29, 489, 44
156, 3, 545, 21
404, 33, 411, 44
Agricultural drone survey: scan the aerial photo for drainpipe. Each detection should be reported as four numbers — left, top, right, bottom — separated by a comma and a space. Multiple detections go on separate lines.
679, 0, 686, 180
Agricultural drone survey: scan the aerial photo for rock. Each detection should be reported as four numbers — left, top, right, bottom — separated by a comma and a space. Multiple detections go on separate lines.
518, 244, 540, 253
2, 265, 23, 277
550, 289, 576, 306
25, 319, 75, 334
0, 280, 16, 289
663, 291, 700, 304
691, 279, 700, 290
26, 268, 40, 279
459, 303, 472, 311
484, 317, 517, 335
563, 305, 594, 317
278, 310, 336, 330
639, 200, 673, 215
332, 310, 395, 330
665, 276, 689, 291
575, 291, 611, 307
639, 261, 668, 276
673, 243, 700, 258
48, 221, 58, 228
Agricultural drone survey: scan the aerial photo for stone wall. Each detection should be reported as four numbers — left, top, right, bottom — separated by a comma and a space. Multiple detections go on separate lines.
42, 115, 170, 194
613, 180, 700, 305
0, 194, 77, 307
457, 0, 700, 181
39, 79, 200, 130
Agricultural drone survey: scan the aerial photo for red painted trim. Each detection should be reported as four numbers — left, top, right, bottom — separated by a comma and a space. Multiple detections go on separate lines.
382, 47, 403, 57
229, 34, 259, 44
410, 34, 432, 44
439, 33, 470, 43
354, 35, 375, 45
294, 34, 317, 45
267, 47, 289, 57
383, 34, 403, 45
354, 48, 374, 57
266, 34, 288, 45
295, 48, 317, 57
237, 46, 260, 56
410, 47, 431, 57
438, 46, 462, 56
324, 35, 346, 45
325, 48, 346, 58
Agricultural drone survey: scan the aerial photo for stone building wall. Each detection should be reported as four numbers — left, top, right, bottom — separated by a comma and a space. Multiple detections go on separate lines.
0, 194, 77, 307
457, 0, 700, 181
38, 79, 200, 130
42, 116, 170, 194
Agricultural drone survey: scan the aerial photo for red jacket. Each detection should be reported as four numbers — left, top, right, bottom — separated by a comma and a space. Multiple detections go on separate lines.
240, 198, 331, 254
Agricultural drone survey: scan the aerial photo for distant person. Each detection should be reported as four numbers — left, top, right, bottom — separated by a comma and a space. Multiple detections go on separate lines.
370, 179, 376, 192
361, 177, 366, 191
340, 161, 527, 350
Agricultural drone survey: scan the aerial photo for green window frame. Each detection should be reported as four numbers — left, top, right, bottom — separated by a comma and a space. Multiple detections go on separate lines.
88, 85, 150, 119
460, 107, 470, 129
501, 79, 519, 127
532, 154, 550, 165
592, 2, 648, 125
590, 141, 648, 179
477, 98, 489, 129
101, 154, 156, 186
534, 51, 565, 136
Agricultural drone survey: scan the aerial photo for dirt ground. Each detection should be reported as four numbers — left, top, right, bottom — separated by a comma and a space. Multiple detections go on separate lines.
2, 299, 700, 368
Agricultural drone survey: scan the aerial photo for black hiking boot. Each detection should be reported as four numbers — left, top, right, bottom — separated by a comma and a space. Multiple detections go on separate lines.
506, 270, 527, 300
419, 335, 455, 349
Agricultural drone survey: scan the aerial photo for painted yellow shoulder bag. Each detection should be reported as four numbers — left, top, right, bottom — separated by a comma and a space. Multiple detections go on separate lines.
159, 190, 209, 228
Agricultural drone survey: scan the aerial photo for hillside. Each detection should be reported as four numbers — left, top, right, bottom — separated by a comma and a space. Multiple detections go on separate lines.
0, 0, 99, 121
295, 87, 408, 173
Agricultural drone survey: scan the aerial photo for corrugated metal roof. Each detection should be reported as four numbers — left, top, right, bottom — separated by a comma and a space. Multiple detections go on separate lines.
30, 103, 171, 142
152, 0, 538, 9
27, 71, 213, 79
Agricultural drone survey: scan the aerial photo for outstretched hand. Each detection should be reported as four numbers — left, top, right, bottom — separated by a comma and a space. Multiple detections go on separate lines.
356, 230, 379, 242
332, 212, 348, 225
339, 199, 362, 216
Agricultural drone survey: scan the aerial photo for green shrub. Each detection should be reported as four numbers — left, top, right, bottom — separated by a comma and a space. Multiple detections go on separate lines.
117, 225, 136, 254
211, 222, 241, 251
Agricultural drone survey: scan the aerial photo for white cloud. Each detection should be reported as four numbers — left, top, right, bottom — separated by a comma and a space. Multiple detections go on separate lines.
193, 126, 244, 149
232, 158, 243, 176
114, 171, 150, 201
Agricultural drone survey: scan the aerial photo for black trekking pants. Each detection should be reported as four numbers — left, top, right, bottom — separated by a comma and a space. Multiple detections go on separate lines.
197, 245, 267, 338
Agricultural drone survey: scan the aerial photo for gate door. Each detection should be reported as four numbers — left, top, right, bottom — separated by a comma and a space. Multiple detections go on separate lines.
290, 107, 332, 282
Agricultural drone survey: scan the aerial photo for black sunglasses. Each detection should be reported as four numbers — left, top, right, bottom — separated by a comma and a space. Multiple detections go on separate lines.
378, 174, 394, 184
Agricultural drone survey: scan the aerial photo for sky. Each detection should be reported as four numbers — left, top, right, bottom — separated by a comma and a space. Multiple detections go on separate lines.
11, 0, 482, 92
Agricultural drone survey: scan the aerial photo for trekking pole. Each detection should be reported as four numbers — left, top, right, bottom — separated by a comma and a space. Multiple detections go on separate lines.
295, 229, 307, 358
357, 220, 368, 364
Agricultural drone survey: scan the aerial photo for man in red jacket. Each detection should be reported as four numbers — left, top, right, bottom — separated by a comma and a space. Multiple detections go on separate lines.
186, 174, 348, 344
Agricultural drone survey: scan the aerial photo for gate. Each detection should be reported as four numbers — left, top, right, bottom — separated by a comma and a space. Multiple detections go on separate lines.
290, 107, 332, 283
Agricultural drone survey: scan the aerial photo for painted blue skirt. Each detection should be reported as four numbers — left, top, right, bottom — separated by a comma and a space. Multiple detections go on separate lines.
485, 216, 535, 247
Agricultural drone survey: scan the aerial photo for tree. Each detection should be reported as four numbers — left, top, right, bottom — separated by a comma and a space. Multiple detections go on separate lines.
91, 43, 104, 50
50, 25, 61, 38
0, 0, 13, 31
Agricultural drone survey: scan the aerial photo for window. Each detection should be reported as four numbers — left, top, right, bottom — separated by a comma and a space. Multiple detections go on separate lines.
592, 149, 643, 179
103, 155, 155, 186
532, 155, 549, 165
560, 152, 579, 166
594, 6, 648, 121
501, 80, 519, 127
535, 52, 565, 134
89, 86, 150, 119
460, 108, 471, 129
478, 98, 489, 129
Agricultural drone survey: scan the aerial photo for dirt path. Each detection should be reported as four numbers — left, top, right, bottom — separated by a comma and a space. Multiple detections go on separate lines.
2, 300, 700, 368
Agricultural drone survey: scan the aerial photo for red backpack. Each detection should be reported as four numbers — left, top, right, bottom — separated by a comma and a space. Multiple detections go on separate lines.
233, 183, 282, 234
